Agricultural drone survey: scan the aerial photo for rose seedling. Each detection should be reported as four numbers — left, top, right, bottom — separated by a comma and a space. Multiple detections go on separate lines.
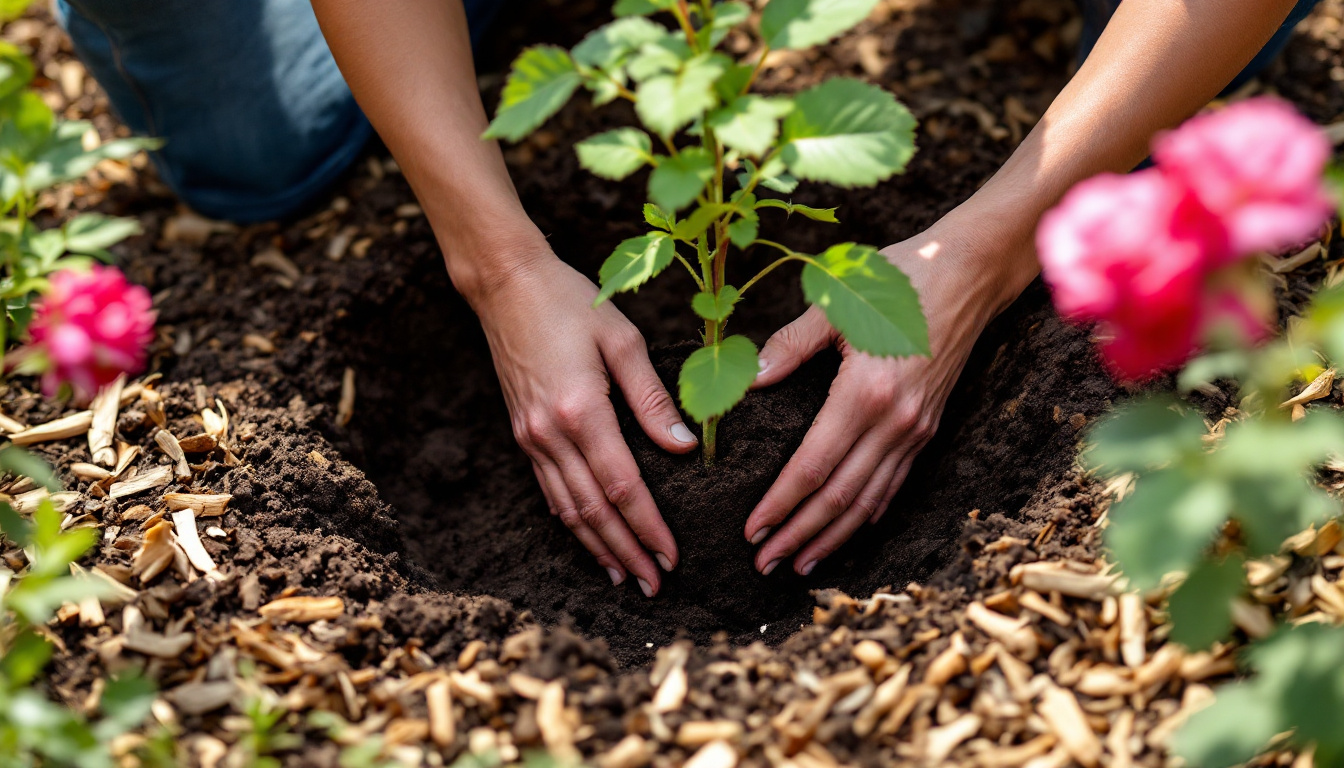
484, 0, 930, 462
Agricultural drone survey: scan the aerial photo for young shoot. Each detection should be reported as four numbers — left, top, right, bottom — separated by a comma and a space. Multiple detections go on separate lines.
484, 0, 930, 463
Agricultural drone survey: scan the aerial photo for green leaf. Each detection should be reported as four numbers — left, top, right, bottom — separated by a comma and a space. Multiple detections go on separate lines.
692, 286, 741, 322
1105, 471, 1230, 591
678, 335, 759, 422
0, 41, 34, 102
706, 96, 793, 157
643, 203, 674, 231
635, 53, 726, 136
0, 628, 52, 686
575, 128, 653, 180
801, 242, 928, 357
1172, 682, 1281, 768
0, 445, 59, 492
594, 233, 675, 305
759, 0, 881, 49
756, 198, 839, 222
736, 156, 799, 194
0, 0, 34, 22
627, 37, 693, 82
572, 17, 669, 69
727, 218, 758, 248
1083, 395, 1206, 474
714, 63, 755, 103
0, 500, 31, 546
94, 674, 157, 739
670, 203, 734, 242
63, 213, 141, 255
0, 90, 55, 163
1214, 410, 1344, 478
648, 148, 714, 211
614, 0, 675, 16
780, 78, 916, 187
709, 2, 751, 46
1250, 624, 1344, 752
23, 124, 160, 193
1167, 554, 1244, 650
483, 46, 582, 142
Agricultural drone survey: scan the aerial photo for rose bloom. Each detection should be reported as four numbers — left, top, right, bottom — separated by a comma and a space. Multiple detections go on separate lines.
27, 266, 156, 397
1037, 169, 1234, 380
1154, 97, 1334, 259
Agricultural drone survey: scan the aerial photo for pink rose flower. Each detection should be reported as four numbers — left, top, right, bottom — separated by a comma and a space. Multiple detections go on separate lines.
28, 266, 156, 397
1037, 169, 1229, 379
1154, 97, 1334, 259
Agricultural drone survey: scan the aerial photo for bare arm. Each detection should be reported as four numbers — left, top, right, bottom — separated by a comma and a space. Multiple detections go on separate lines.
310, 0, 699, 596
748, 0, 1302, 576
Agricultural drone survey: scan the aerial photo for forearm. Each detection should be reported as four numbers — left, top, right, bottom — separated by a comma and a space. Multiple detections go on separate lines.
939, 0, 1299, 313
310, 0, 549, 306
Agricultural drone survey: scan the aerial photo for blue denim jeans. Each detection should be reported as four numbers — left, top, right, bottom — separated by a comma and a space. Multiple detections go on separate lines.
56, 0, 503, 222
58, 0, 1317, 222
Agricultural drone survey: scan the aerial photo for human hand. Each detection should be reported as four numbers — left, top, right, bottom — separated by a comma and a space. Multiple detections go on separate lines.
473, 254, 698, 596
744, 229, 1024, 576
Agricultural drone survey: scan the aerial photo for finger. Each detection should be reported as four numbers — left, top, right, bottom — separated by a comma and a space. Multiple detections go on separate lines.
602, 329, 698, 454
553, 441, 664, 596
752, 306, 836, 390
794, 450, 904, 574
572, 404, 679, 571
535, 457, 626, 585
744, 393, 866, 545
870, 453, 917, 525
755, 430, 888, 574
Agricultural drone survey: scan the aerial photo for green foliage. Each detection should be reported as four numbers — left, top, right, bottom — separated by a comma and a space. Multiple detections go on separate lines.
485, 0, 924, 460
679, 334, 759, 422
801, 243, 928, 357
1174, 624, 1344, 767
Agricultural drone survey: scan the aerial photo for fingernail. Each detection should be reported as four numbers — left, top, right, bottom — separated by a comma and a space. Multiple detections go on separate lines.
755, 359, 770, 381
670, 423, 696, 444
749, 526, 770, 545
655, 552, 673, 571
800, 560, 817, 576
638, 578, 654, 598
761, 559, 780, 576
607, 567, 624, 585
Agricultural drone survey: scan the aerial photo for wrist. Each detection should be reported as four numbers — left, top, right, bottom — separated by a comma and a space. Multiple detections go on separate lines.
930, 200, 1042, 316
434, 216, 555, 311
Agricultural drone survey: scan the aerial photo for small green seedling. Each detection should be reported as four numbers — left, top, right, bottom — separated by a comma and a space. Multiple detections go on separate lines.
485, 0, 929, 462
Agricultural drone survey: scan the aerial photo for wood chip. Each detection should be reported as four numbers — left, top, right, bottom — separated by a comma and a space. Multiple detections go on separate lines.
0, 411, 27, 434
967, 602, 1038, 661
599, 735, 653, 768
155, 430, 192, 482
10, 410, 93, 445
1012, 562, 1118, 600
924, 713, 982, 764
163, 493, 232, 517
1019, 590, 1072, 626
88, 376, 123, 466
684, 740, 737, 768
132, 520, 177, 584
676, 720, 743, 749
70, 462, 112, 481
852, 639, 887, 670
171, 509, 218, 576
113, 442, 140, 479
652, 661, 688, 713
251, 248, 302, 284
109, 465, 173, 499
166, 681, 237, 715
1038, 685, 1102, 768
1269, 241, 1324, 274
337, 367, 356, 428
258, 596, 345, 623
537, 680, 578, 761
426, 679, 455, 749
925, 632, 970, 686
1282, 368, 1335, 408
177, 434, 218, 454
1118, 593, 1147, 668
854, 663, 910, 737
122, 605, 194, 658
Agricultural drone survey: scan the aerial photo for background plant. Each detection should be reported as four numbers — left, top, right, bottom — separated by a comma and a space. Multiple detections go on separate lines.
484, 0, 930, 462
1040, 97, 1344, 767
0, 2, 160, 764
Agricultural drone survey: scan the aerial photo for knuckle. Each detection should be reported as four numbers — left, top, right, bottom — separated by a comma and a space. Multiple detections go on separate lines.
820, 481, 858, 512
553, 398, 590, 431
794, 458, 830, 492
556, 507, 583, 531
577, 498, 607, 528
852, 492, 881, 518
603, 476, 640, 508
520, 415, 557, 448
631, 382, 674, 419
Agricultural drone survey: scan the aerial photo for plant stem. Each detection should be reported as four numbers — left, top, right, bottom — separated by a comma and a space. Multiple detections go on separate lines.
703, 415, 718, 465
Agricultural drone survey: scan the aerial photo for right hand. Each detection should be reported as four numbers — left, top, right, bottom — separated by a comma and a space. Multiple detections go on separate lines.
471, 254, 698, 597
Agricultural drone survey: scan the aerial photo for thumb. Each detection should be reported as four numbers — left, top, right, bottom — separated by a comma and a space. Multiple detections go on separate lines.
753, 306, 836, 389
604, 332, 699, 454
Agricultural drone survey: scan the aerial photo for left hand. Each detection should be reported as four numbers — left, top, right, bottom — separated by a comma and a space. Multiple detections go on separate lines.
745, 229, 1023, 576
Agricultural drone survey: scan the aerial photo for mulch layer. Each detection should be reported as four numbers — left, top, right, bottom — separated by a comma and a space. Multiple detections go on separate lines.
6, 0, 1344, 766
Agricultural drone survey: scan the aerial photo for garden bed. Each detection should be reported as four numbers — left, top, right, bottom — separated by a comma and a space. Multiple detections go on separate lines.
8, 0, 1344, 765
